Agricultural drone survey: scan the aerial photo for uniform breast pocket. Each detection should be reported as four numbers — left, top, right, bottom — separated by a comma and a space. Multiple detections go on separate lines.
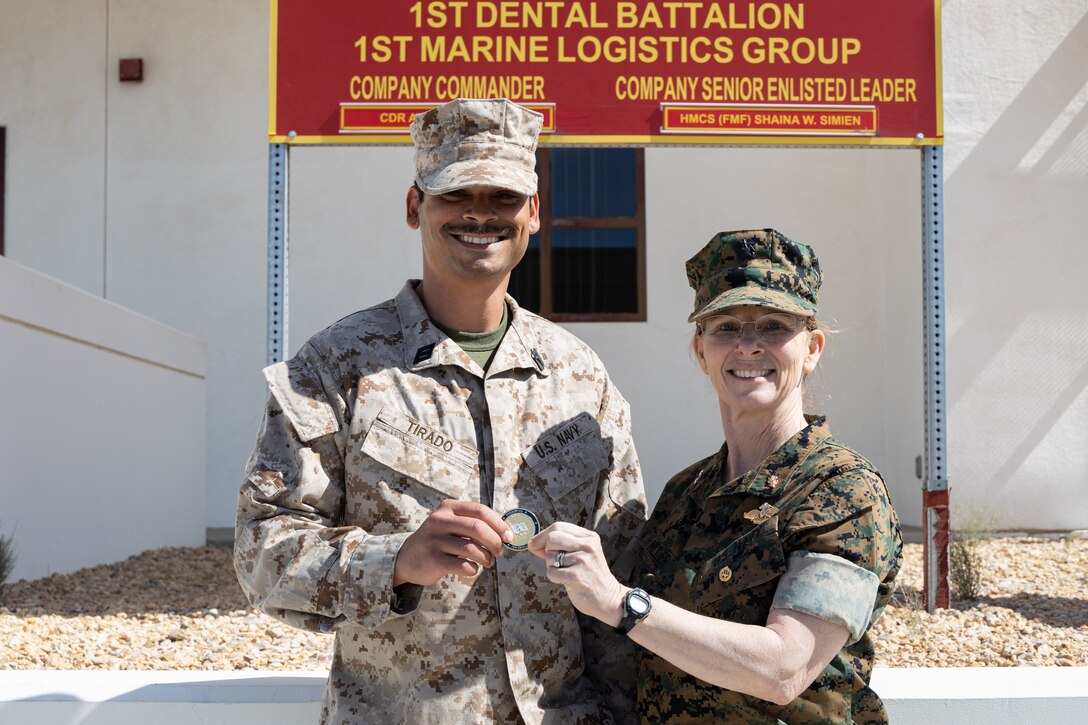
692, 518, 786, 618
360, 405, 476, 504
521, 412, 609, 524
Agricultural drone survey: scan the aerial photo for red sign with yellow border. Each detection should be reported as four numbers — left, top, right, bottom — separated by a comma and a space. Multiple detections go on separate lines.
271, 1, 941, 146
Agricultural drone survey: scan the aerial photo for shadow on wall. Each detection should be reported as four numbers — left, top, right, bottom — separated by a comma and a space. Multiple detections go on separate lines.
946, 11, 1088, 511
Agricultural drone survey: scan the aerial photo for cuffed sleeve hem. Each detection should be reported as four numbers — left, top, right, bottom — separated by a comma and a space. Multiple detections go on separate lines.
770, 551, 879, 645
391, 582, 423, 615
341, 531, 414, 628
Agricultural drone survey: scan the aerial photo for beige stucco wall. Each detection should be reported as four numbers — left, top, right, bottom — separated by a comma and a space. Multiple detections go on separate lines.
1, 1, 1085, 534
0, 258, 206, 580
0, 0, 269, 536
940, 2, 1088, 529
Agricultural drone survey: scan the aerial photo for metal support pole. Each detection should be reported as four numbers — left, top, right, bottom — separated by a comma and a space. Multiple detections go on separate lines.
267, 143, 289, 366
922, 145, 949, 612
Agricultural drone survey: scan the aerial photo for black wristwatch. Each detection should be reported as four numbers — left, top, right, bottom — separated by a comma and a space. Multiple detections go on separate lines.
614, 588, 652, 635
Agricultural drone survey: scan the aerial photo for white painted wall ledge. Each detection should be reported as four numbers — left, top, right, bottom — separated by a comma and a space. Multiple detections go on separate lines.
871, 666, 1088, 722
1, 668, 1085, 724
0, 256, 205, 377
0, 671, 324, 724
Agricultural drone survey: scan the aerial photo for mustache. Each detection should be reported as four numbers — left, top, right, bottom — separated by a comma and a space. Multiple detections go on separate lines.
444, 224, 514, 236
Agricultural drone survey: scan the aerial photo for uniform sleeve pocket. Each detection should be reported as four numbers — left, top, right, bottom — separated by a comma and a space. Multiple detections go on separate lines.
638, 530, 675, 572
692, 518, 786, 610
360, 405, 476, 500
636, 529, 681, 593
263, 358, 340, 442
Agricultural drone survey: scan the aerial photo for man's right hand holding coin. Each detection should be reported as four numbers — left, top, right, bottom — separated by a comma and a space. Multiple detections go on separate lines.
393, 500, 515, 587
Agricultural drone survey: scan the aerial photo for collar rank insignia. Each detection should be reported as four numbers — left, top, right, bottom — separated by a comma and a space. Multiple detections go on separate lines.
744, 503, 779, 524
413, 343, 436, 365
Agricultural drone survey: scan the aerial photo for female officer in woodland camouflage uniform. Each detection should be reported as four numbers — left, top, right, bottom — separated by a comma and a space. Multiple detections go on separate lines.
530, 229, 903, 724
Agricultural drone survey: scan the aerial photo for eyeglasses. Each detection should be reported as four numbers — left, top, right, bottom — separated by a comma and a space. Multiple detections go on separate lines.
699, 313, 805, 344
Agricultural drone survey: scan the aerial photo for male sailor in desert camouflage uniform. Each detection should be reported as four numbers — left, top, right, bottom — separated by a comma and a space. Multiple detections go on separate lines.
234, 98, 647, 724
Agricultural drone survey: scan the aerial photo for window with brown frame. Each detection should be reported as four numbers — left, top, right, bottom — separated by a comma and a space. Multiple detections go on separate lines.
509, 147, 646, 321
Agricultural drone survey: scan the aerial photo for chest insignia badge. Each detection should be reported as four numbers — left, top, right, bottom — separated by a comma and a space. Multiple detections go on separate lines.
743, 503, 779, 524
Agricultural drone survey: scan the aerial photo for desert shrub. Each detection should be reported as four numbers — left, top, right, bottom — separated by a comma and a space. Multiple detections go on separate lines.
949, 505, 997, 601
949, 537, 983, 601
0, 524, 15, 591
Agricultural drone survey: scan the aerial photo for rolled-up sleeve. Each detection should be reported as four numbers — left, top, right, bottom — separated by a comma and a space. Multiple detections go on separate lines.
771, 551, 880, 644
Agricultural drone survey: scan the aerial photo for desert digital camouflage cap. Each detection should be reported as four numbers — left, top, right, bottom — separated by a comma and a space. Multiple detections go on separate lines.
410, 98, 542, 196
686, 228, 822, 322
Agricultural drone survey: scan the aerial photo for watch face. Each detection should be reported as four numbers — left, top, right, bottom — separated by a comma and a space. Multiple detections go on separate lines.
628, 592, 651, 615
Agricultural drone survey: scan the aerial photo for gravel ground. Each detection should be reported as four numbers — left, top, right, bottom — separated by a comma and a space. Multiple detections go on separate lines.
1, 537, 1086, 671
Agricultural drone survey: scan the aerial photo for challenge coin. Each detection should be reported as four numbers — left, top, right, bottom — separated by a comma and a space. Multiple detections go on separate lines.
502, 508, 540, 552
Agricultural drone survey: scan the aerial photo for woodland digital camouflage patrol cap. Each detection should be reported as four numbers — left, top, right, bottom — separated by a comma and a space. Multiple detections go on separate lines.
686, 228, 822, 323
410, 98, 543, 196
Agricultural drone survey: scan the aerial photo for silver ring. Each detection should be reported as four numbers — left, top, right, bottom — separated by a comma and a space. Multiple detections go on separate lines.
554, 551, 566, 568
